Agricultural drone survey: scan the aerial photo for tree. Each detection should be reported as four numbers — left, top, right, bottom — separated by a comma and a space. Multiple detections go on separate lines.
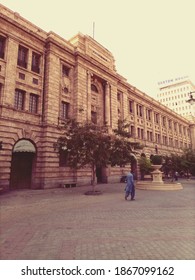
55, 120, 111, 189
150, 155, 163, 165
55, 119, 142, 190
180, 148, 195, 176
138, 156, 152, 180
161, 149, 195, 178
112, 118, 143, 164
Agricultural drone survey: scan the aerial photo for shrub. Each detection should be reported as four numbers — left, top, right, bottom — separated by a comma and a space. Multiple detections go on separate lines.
150, 155, 163, 165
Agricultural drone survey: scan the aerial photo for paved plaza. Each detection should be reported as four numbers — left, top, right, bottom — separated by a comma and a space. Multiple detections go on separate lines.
0, 180, 194, 260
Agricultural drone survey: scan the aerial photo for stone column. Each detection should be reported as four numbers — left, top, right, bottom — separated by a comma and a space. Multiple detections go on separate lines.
189, 124, 195, 150
181, 125, 184, 148
4, 37, 18, 106
171, 120, 175, 147
110, 83, 118, 129
87, 71, 92, 121
105, 81, 110, 126
159, 114, 163, 144
166, 117, 170, 146
143, 106, 147, 140
151, 110, 155, 142
133, 101, 138, 138
176, 122, 180, 148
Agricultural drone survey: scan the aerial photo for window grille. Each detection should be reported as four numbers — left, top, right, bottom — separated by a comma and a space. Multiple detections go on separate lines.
14, 89, 25, 110
29, 93, 38, 113
17, 45, 28, 69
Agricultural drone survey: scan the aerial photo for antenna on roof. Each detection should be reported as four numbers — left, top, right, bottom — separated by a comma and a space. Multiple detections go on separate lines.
93, 22, 95, 39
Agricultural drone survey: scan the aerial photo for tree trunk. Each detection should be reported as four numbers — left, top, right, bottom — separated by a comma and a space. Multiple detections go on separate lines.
91, 164, 96, 192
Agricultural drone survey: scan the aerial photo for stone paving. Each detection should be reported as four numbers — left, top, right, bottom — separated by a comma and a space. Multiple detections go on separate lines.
0, 180, 195, 260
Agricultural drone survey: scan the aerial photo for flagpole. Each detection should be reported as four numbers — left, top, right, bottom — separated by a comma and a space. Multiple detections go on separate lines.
93, 22, 95, 39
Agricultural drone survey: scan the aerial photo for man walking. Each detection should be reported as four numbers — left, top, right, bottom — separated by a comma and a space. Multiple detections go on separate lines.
125, 169, 135, 201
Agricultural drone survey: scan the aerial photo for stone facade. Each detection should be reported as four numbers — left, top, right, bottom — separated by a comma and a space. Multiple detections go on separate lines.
0, 4, 194, 190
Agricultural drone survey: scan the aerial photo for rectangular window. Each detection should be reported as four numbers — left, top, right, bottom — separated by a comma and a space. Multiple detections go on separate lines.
61, 101, 69, 119
117, 92, 121, 101
141, 129, 144, 139
14, 89, 25, 110
146, 109, 151, 121
0, 35, 6, 59
31, 52, 40, 73
168, 120, 172, 129
137, 104, 142, 117
154, 113, 159, 124
129, 100, 133, 113
137, 127, 140, 138
17, 45, 28, 69
32, 78, 38, 85
91, 111, 97, 124
29, 93, 38, 113
0, 83, 2, 97
62, 65, 70, 76
162, 116, 166, 127
130, 125, 134, 137
150, 132, 153, 141
19, 72, 25, 80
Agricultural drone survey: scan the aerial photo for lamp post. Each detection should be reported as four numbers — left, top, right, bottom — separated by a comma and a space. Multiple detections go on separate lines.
186, 91, 195, 118
186, 91, 195, 149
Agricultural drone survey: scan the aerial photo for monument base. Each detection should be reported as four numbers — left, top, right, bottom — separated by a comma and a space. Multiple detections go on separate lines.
136, 181, 183, 191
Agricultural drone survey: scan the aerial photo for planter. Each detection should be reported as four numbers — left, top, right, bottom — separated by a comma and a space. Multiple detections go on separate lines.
151, 164, 163, 183
151, 164, 162, 171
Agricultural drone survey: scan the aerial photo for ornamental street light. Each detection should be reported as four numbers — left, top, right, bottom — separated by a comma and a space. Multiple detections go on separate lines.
186, 91, 195, 106
186, 91, 195, 149
186, 91, 195, 118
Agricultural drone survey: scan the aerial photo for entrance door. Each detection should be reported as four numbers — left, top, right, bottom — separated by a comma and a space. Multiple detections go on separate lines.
96, 166, 102, 183
10, 152, 34, 189
96, 166, 107, 183
10, 140, 36, 189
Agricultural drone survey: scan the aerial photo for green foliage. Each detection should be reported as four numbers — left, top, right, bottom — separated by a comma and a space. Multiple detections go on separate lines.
162, 148, 195, 176
113, 119, 131, 138
150, 155, 163, 165
55, 118, 142, 185
180, 148, 195, 176
55, 119, 111, 170
139, 157, 152, 173
109, 137, 135, 167
138, 156, 152, 180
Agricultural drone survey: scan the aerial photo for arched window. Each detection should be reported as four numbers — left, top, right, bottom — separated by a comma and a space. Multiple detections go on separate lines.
91, 84, 98, 93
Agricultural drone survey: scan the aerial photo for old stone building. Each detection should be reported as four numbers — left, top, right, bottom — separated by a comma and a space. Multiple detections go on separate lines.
0, 4, 193, 190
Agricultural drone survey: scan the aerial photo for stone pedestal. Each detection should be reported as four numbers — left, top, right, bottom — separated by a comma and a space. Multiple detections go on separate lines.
151, 165, 163, 183
136, 164, 183, 191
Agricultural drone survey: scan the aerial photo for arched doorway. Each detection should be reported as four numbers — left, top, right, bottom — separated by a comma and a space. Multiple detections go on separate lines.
10, 139, 36, 189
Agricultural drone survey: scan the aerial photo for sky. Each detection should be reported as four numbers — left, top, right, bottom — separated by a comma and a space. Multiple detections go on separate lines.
1, 0, 195, 98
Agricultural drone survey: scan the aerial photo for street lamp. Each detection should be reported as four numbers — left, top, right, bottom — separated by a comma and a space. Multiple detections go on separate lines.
186, 91, 195, 118
186, 91, 195, 150
186, 91, 195, 106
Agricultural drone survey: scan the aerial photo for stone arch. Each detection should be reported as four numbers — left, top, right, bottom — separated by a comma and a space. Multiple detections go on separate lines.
10, 139, 37, 189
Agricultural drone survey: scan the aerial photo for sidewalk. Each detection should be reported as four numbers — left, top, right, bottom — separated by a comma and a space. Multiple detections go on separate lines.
0, 181, 195, 260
